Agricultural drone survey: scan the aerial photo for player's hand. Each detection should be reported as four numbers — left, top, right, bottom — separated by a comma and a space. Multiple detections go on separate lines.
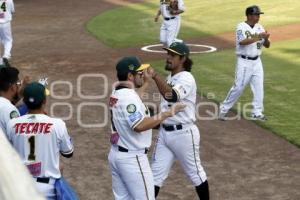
259, 32, 270, 39
264, 31, 270, 40
147, 67, 157, 79
170, 9, 177, 15
154, 16, 159, 22
143, 69, 152, 83
166, 103, 186, 117
22, 75, 30, 86
38, 77, 49, 86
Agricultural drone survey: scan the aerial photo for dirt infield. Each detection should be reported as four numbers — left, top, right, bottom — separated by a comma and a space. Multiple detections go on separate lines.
12, 0, 300, 200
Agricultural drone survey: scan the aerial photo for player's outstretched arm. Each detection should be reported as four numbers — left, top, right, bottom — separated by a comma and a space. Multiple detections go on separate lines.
146, 67, 178, 102
239, 37, 261, 45
262, 31, 271, 48
154, 10, 161, 22
134, 103, 185, 133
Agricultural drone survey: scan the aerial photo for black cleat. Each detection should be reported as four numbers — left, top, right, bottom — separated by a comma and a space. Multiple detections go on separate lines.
3, 58, 11, 68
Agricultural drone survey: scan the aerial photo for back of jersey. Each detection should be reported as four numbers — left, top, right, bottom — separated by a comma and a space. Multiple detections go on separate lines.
0, 0, 14, 23
7, 114, 73, 179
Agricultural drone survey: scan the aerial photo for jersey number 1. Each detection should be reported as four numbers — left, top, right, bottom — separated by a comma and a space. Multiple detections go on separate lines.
0, 2, 6, 12
28, 136, 36, 161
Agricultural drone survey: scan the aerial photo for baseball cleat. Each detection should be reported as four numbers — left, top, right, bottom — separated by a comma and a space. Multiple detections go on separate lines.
218, 112, 227, 121
251, 114, 267, 121
3, 58, 11, 68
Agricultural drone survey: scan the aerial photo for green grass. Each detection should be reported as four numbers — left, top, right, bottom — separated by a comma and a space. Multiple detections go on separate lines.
150, 39, 300, 147
86, 0, 300, 47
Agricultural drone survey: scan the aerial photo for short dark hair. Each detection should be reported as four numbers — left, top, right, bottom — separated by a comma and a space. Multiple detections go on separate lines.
117, 72, 128, 81
180, 56, 193, 72
117, 71, 138, 81
0, 67, 19, 92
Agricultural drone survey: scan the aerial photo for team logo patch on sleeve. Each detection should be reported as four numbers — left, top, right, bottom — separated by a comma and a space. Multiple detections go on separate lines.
237, 30, 244, 41
126, 104, 136, 113
129, 112, 143, 122
10, 111, 19, 119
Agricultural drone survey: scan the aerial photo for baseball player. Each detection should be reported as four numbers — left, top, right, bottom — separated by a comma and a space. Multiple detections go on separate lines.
0, 66, 20, 137
147, 42, 210, 199
108, 56, 185, 200
155, 0, 185, 47
6, 82, 74, 200
219, 5, 270, 121
0, 0, 15, 67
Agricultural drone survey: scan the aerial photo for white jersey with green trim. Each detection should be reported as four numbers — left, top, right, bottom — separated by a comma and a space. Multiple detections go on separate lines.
160, 71, 196, 125
0, 96, 19, 137
6, 114, 73, 179
160, 0, 185, 18
110, 88, 151, 150
0, 0, 14, 23
236, 21, 265, 57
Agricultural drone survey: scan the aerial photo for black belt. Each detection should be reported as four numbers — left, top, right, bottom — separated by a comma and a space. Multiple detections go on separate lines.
162, 124, 183, 131
36, 177, 50, 184
118, 146, 148, 154
164, 17, 175, 21
241, 55, 259, 60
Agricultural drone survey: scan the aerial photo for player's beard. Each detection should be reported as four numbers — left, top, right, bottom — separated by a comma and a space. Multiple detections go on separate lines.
165, 61, 173, 71
134, 78, 143, 88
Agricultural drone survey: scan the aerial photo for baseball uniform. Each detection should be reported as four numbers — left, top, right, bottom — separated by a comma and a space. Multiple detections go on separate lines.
159, 0, 184, 47
6, 114, 74, 199
219, 21, 266, 118
0, 96, 19, 137
108, 86, 155, 200
151, 71, 207, 187
0, 0, 14, 63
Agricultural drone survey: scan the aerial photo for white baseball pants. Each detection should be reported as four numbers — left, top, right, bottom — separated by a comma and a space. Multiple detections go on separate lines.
108, 146, 155, 200
160, 17, 181, 47
220, 56, 264, 116
35, 178, 56, 200
151, 124, 207, 187
0, 22, 13, 59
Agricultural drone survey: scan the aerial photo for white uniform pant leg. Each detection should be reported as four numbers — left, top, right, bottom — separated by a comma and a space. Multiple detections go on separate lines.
169, 125, 207, 186
35, 181, 56, 200
151, 129, 175, 187
1, 22, 12, 59
160, 21, 168, 46
250, 58, 264, 115
166, 18, 181, 47
109, 147, 155, 200
220, 57, 253, 113
109, 148, 133, 200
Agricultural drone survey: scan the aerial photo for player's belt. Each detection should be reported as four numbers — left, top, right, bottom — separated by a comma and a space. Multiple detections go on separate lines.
240, 55, 259, 60
118, 146, 149, 154
164, 17, 175, 21
35, 177, 56, 184
162, 124, 183, 131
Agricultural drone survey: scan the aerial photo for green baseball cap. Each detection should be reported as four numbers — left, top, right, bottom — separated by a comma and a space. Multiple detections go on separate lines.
116, 56, 150, 75
23, 82, 50, 107
163, 42, 190, 56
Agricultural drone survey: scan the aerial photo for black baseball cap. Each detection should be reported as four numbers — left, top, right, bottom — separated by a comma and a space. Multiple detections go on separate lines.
163, 42, 190, 56
23, 82, 50, 107
116, 56, 150, 75
246, 5, 264, 16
